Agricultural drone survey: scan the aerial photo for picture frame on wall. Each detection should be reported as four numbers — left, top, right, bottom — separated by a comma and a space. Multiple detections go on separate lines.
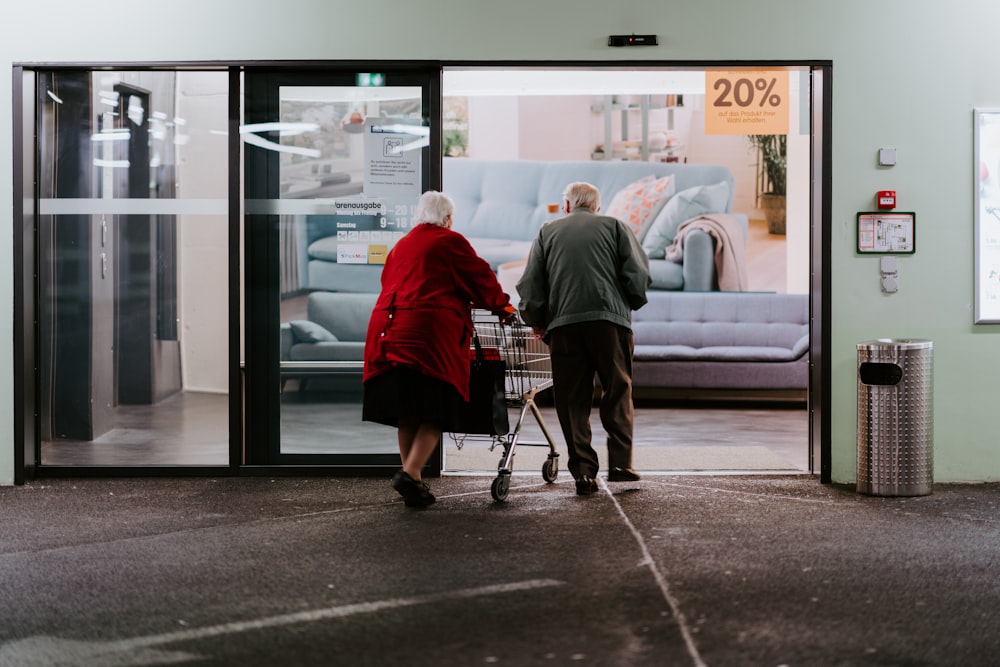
974, 108, 1000, 323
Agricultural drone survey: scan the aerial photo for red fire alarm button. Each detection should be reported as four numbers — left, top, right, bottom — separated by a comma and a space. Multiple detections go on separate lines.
877, 190, 896, 209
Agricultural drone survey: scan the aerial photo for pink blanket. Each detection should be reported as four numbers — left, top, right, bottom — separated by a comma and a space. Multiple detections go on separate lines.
664, 213, 749, 291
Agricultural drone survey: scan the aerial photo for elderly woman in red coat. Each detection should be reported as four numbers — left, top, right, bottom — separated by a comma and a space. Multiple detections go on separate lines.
363, 190, 515, 508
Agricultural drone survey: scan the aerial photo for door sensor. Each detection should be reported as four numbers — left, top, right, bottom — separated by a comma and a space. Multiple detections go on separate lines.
608, 34, 658, 47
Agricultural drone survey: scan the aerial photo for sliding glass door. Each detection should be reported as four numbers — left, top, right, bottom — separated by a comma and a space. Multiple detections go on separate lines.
243, 68, 440, 467
34, 69, 231, 468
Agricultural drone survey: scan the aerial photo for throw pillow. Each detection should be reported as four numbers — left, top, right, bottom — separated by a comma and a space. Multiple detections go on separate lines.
604, 174, 676, 240
641, 180, 731, 259
290, 320, 338, 343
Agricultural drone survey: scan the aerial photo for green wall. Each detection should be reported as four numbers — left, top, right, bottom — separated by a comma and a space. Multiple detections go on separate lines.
2, 0, 999, 485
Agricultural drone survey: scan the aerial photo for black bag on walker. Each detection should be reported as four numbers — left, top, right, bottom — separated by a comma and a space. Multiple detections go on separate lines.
457, 335, 509, 436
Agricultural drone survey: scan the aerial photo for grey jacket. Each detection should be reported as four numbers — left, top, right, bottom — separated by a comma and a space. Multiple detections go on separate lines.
516, 207, 651, 336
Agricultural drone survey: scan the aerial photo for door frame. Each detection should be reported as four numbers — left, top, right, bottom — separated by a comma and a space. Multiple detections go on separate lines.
241, 65, 442, 471
11, 59, 831, 482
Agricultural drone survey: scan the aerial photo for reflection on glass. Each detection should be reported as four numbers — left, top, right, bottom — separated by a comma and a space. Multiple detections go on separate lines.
976, 110, 1000, 323
37, 70, 230, 466
275, 85, 425, 455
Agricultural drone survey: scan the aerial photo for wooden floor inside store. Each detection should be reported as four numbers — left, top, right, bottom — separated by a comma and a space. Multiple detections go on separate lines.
745, 217, 788, 293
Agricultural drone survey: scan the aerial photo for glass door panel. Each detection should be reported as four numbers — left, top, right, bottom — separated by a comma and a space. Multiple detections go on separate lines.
37, 70, 231, 466
243, 70, 437, 465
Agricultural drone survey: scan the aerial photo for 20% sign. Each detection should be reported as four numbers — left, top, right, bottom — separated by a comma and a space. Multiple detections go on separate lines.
704, 70, 789, 135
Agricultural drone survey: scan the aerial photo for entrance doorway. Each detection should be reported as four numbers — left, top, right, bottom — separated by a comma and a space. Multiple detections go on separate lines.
436, 65, 820, 477
14, 61, 829, 480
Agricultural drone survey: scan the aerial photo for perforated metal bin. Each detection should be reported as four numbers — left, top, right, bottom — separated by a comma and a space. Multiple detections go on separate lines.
857, 339, 933, 496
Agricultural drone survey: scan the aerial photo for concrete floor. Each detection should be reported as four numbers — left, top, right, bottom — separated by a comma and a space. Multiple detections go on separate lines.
2, 474, 999, 666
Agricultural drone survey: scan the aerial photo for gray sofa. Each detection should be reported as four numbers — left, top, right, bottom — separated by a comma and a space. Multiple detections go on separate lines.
632, 291, 809, 392
280, 292, 376, 364
280, 290, 808, 396
296, 158, 748, 293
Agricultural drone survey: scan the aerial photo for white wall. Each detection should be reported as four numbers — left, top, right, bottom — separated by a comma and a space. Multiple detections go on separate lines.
175, 72, 230, 393
785, 70, 810, 295
4, 0, 1000, 485
467, 96, 519, 159
520, 95, 593, 161
684, 104, 759, 217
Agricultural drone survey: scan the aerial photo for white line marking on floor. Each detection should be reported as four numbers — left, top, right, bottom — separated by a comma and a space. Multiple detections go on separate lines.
600, 478, 707, 667
651, 479, 839, 504
0, 579, 564, 667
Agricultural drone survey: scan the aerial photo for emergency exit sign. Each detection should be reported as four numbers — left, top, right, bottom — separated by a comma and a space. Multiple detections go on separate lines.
356, 73, 385, 87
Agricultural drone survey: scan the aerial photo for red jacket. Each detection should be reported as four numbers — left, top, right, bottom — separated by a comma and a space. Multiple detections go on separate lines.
363, 223, 510, 401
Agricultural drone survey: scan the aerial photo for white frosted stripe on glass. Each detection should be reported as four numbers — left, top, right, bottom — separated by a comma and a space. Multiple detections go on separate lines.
38, 199, 377, 216
40, 198, 229, 215
244, 199, 384, 215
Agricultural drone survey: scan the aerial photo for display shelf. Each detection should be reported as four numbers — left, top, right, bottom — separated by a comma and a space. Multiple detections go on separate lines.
591, 95, 680, 162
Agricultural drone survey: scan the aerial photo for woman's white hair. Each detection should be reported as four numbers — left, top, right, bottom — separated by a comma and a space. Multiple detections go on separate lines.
563, 182, 601, 212
413, 190, 455, 227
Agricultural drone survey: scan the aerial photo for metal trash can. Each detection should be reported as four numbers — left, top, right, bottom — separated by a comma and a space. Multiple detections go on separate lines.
857, 339, 933, 496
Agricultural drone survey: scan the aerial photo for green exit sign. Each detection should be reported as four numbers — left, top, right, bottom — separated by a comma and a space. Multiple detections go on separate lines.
356, 73, 385, 87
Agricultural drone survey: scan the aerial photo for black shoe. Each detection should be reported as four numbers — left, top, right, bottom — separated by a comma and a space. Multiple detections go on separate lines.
415, 479, 437, 506
392, 470, 437, 507
608, 467, 641, 482
575, 476, 598, 496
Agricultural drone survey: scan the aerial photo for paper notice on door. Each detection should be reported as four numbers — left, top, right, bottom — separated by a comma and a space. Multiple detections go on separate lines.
367, 244, 389, 264
337, 244, 369, 264
363, 119, 425, 199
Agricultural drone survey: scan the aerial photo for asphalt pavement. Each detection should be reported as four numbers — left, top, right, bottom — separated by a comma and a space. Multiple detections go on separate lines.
2, 474, 999, 666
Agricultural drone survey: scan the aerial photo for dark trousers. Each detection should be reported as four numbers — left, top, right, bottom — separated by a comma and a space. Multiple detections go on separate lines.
547, 321, 635, 480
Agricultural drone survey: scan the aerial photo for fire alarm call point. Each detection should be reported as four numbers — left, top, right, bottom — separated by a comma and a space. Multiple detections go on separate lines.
877, 190, 896, 209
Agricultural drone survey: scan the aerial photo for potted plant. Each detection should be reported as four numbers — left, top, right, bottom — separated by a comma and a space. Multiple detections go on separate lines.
748, 134, 787, 234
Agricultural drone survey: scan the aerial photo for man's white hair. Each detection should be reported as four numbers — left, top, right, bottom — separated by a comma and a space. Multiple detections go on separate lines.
563, 182, 601, 212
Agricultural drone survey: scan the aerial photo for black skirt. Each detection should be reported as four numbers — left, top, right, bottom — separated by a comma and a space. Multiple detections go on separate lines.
362, 366, 466, 431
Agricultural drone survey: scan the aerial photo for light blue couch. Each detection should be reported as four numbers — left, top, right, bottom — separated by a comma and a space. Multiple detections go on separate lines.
297, 158, 747, 293
445, 158, 747, 291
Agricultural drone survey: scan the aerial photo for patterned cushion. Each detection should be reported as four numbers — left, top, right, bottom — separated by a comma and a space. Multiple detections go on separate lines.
641, 180, 731, 259
604, 174, 676, 240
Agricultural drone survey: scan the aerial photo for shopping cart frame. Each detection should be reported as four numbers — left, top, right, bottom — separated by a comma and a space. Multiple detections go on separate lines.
449, 311, 560, 502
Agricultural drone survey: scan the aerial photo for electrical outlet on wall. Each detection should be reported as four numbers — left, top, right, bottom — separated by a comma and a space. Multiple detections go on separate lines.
880, 255, 898, 293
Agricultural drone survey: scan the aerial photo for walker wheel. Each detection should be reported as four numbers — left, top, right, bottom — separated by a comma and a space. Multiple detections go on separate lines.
491, 474, 510, 502
541, 457, 558, 483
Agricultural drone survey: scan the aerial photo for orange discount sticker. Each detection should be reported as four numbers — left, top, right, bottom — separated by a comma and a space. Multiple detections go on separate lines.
704, 70, 789, 135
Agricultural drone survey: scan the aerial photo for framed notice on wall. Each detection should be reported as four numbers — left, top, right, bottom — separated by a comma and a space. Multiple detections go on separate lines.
856, 212, 915, 254
975, 109, 1000, 323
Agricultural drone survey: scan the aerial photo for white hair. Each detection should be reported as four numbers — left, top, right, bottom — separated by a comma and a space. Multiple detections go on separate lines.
563, 182, 601, 212
413, 190, 455, 227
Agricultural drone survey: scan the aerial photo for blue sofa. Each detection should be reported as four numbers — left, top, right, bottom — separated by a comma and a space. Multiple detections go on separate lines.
446, 158, 747, 292
297, 158, 747, 293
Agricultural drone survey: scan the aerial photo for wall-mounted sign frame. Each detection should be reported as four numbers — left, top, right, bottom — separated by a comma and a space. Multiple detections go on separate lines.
974, 109, 1000, 323
856, 212, 916, 254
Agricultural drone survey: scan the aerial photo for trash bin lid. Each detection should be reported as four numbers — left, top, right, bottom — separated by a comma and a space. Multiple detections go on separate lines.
857, 338, 932, 351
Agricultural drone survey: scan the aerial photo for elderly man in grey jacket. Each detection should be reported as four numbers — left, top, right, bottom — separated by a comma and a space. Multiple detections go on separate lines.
516, 181, 652, 496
